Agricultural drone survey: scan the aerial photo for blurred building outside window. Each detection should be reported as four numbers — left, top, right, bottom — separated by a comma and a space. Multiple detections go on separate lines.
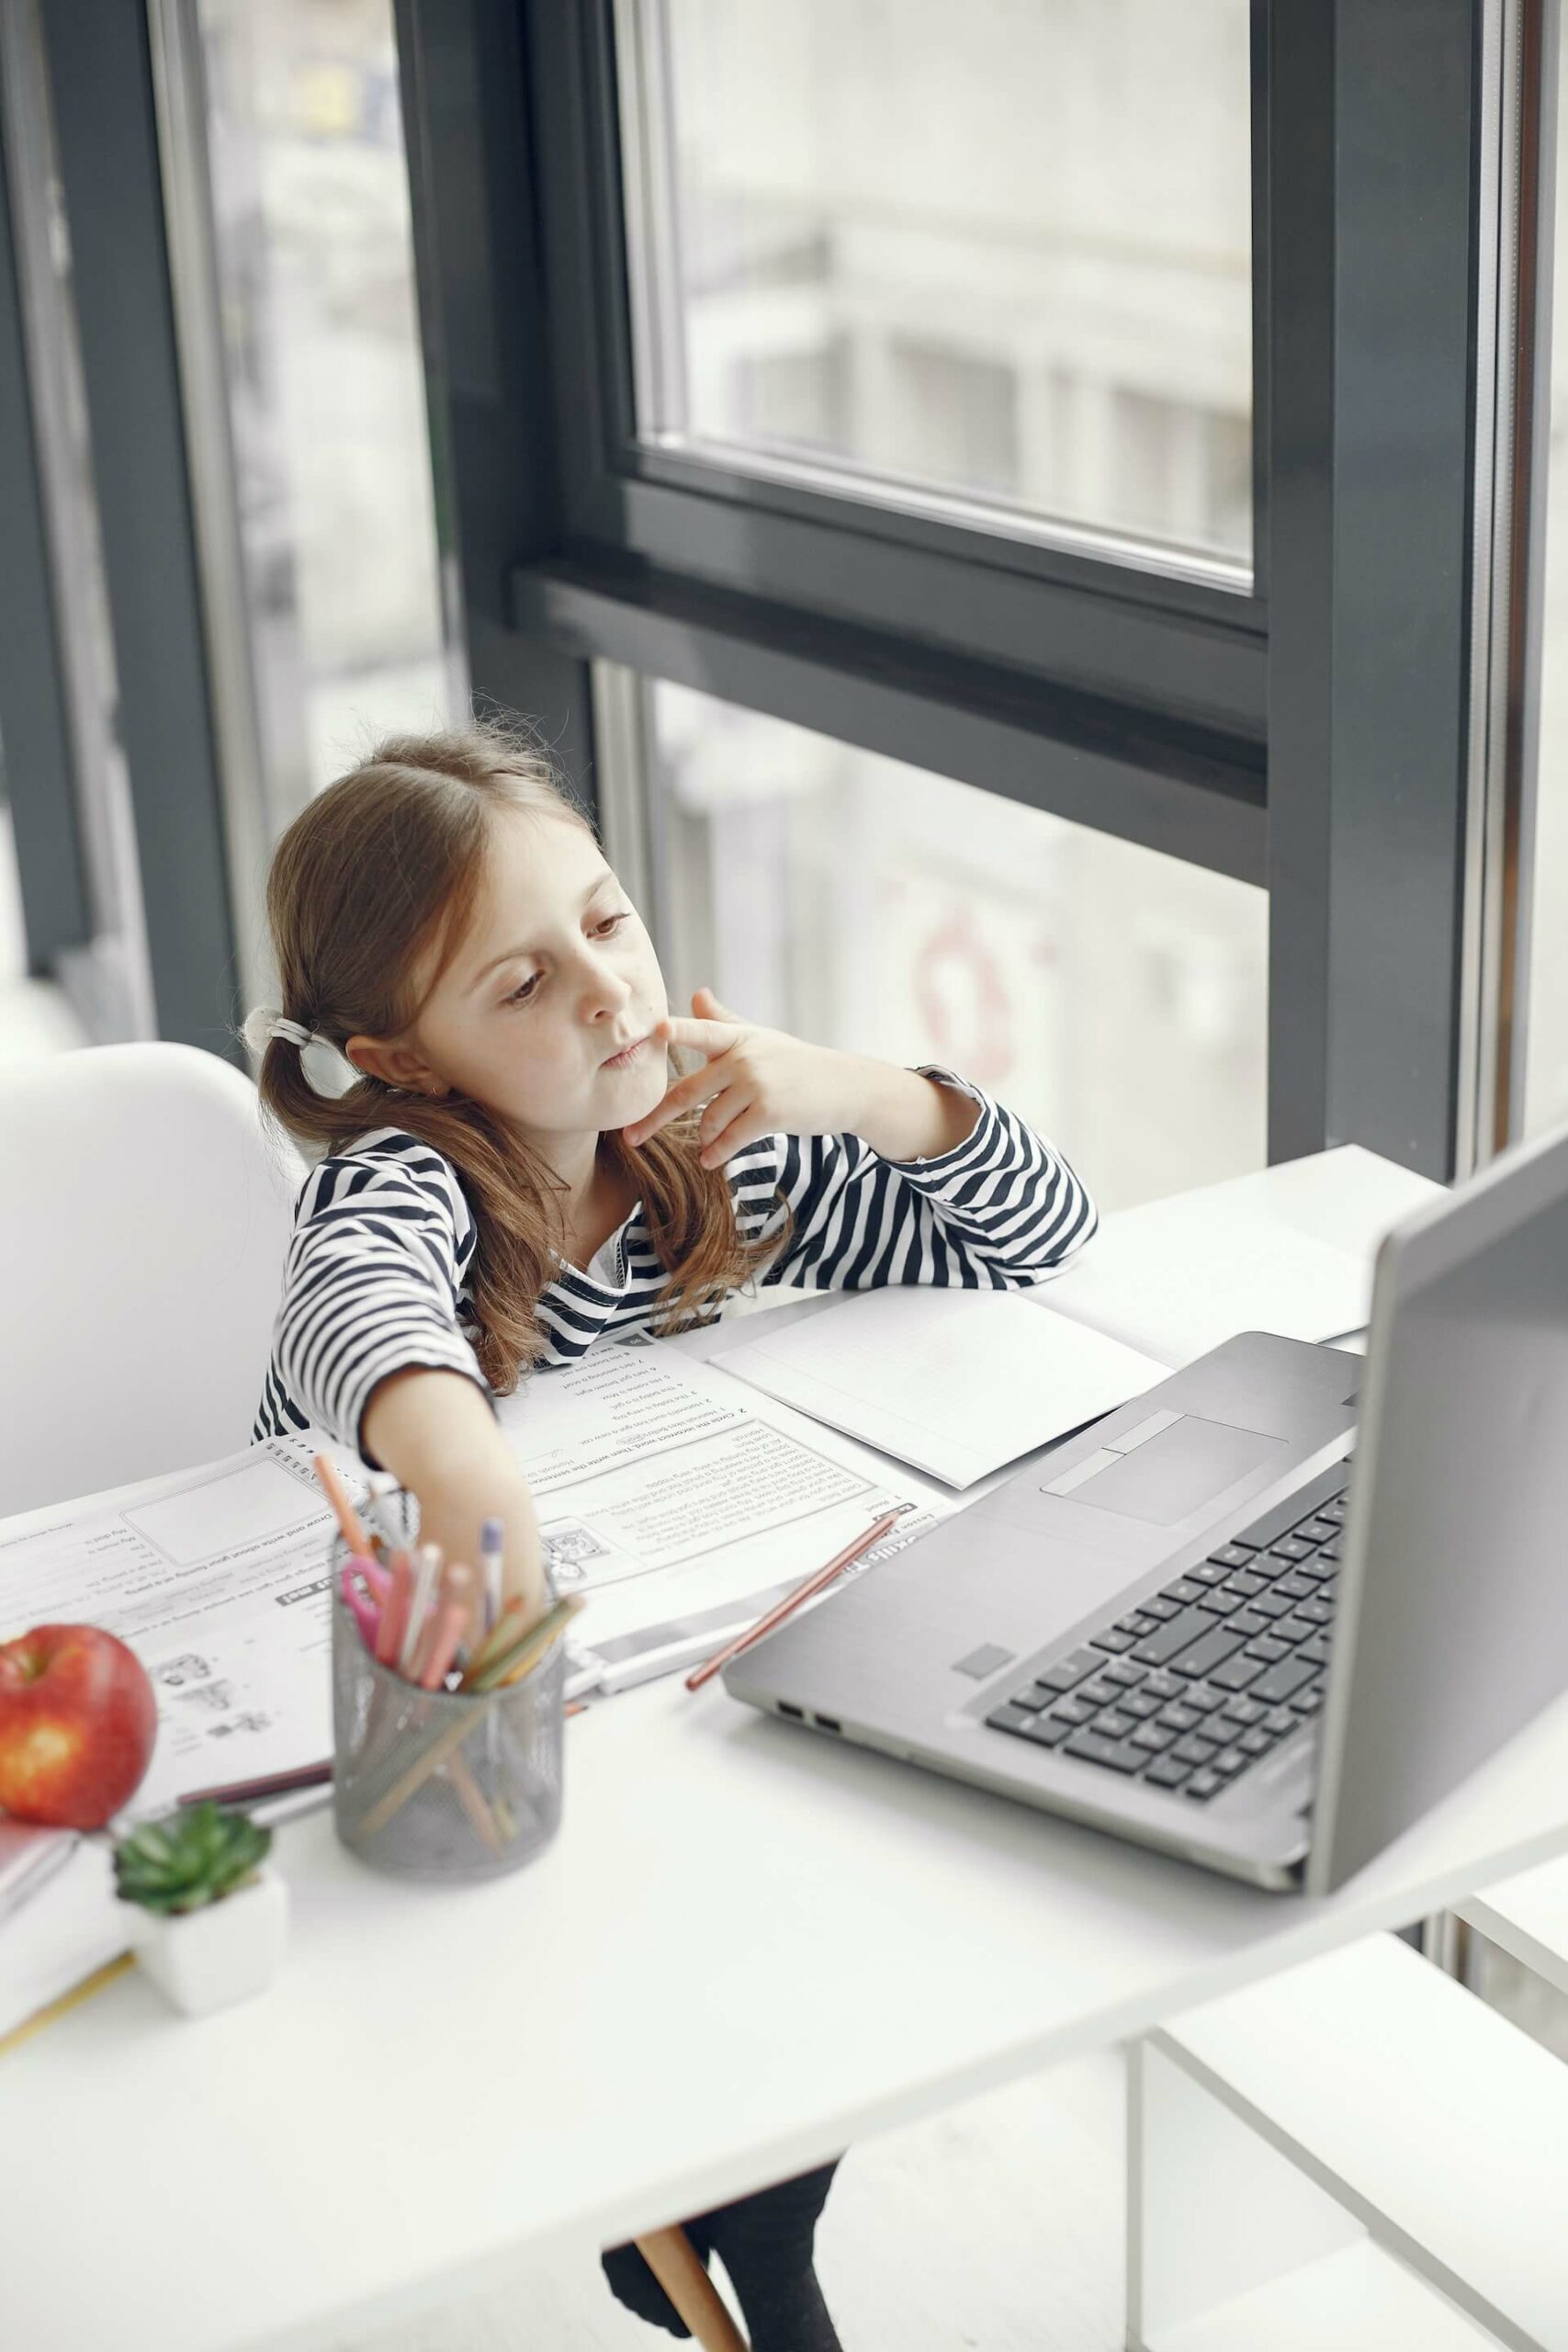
0, 0, 153, 1056
634, 676, 1268, 1213
195, 0, 460, 853
622, 0, 1253, 577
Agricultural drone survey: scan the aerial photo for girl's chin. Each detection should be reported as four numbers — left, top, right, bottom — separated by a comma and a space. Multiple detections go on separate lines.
603, 1059, 669, 1123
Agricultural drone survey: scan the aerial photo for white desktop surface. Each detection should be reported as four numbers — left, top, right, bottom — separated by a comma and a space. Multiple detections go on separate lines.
6, 1143, 1564, 2352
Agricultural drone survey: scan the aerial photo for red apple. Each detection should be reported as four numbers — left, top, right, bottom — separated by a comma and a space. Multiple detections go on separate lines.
0, 1624, 159, 1829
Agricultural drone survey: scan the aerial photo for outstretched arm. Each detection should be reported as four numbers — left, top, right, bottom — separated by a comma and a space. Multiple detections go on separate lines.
275, 1136, 544, 1612
361, 1368, 545, 1617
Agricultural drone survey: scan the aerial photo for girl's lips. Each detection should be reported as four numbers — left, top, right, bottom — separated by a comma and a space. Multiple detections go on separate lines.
602, 1035, 649, 1071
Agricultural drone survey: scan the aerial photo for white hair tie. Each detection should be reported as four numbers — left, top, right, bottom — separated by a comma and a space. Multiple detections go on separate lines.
242, 1006, 320, 1057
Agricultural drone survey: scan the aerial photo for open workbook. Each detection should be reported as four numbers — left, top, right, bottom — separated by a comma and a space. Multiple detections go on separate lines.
712, 1146, 1444, 1487
0, 1352, 955, 2041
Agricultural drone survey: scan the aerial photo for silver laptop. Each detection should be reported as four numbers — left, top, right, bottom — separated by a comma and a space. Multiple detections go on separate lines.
727, 1123, 1568, 1893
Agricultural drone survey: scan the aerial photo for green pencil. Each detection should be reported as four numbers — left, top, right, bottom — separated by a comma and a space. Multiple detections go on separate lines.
460, 1595, 581, 1693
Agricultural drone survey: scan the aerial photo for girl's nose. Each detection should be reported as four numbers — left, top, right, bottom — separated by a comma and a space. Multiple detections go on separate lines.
579, 951, 631, 1023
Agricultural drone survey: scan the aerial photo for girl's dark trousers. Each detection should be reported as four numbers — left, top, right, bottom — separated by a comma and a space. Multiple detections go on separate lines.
602, 2159, 843, 2351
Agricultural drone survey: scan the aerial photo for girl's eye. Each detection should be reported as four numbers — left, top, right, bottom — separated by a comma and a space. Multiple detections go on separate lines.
501, 912, 628, 1004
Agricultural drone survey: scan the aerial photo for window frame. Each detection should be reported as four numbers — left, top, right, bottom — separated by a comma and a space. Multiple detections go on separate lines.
393, 0, 1524, 1183
607, 0, 1258, 600
525, 0, 1270, 758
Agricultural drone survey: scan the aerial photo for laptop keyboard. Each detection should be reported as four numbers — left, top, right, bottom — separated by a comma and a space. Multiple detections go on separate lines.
985, 1470, 1348, 1804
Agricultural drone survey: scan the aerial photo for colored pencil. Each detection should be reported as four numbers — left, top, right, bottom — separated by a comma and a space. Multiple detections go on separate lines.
312, 1452, 371, 1556
684, 1508, 906, 1692
460, 1596, 581, 1693
177, 1758, 333, 1807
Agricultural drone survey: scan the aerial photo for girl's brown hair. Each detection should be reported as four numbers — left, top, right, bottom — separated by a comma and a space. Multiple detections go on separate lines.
253, 718, 780, 1395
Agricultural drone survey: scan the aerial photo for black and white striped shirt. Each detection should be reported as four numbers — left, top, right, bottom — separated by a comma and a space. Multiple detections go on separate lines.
252, 1068, 1096, 1466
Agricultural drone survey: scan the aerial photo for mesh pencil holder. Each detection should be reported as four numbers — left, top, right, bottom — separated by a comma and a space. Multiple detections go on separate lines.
329, 1552, 564, 1885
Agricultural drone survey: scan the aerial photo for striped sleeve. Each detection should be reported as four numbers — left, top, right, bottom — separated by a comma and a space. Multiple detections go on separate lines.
752, 1067, 1096, 1295
271, 1132, 493, 1465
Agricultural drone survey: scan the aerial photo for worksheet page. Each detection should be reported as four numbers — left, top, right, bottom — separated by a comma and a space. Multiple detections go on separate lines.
0, 1350, 953, 1809
0, 1363, 951, 2032
0, 1436, 345, 1818
496, 1344, 952, 1647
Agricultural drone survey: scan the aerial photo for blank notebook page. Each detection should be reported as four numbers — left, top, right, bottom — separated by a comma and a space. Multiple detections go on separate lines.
1042, 1200, 1373, 1367
715, 1286, 1167, 1488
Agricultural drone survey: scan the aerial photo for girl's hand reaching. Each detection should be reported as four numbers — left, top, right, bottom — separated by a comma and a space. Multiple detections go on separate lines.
623, 987, 980, 1169
361, 1368, 547, 1621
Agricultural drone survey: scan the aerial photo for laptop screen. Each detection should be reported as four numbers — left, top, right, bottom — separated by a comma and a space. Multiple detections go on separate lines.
1310, 1124, 1568, 1892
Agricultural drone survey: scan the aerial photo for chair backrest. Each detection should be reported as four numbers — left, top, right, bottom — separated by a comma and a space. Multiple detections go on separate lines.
0, 1043, 304, 1518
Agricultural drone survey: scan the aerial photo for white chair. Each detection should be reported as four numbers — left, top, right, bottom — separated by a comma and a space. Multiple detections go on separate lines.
1, 1048, 747, 2346
0, 1043, 303, 1518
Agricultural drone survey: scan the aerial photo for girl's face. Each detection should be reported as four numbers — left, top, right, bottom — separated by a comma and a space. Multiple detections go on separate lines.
400, 808, 670, 1147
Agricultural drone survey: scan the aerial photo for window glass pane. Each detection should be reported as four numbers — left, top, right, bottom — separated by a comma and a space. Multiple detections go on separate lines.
0, 0, 155, 1052
641, 680, 1267, 1210
1522, 78, 1568, 1137
622, 0, 1253, 576
196, 0, 459, 838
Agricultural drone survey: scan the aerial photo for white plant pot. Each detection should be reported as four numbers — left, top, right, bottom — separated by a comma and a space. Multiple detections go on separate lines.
129, 1869, 288, 2018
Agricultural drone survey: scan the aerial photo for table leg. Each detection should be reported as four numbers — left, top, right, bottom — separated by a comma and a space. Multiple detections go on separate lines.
635, 2227, 750, 2350
1123, 2038, 1362, 2349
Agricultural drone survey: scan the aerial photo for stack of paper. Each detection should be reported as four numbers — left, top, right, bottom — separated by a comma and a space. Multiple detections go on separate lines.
1043, 1193, 1375, 1366
0, 1842, 122, 2043
0, 1821, 74, 1926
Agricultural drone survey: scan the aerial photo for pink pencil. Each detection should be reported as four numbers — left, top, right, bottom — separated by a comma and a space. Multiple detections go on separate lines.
351, 1554, 391, 1606
685, 1509, 905, 1692
375, 1554, 413, 1668
313, 1452, 371, 1556
339, 1564, 380, 1654
414, 1563, 478, 1689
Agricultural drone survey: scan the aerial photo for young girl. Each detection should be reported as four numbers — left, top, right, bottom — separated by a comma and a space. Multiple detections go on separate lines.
247, 719, 1096, 2351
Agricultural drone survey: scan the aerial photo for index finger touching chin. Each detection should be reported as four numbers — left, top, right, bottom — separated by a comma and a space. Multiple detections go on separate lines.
658, 1015, 738, 1055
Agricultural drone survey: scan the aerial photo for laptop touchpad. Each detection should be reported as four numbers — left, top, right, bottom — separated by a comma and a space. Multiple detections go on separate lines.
1064, 1417, 1289, 1525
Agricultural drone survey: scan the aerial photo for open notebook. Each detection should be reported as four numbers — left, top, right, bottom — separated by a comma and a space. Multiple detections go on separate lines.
714, 1149, 1440, 1488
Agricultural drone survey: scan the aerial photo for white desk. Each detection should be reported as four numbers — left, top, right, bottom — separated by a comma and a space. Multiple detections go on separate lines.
6, 1146, 1566, 2352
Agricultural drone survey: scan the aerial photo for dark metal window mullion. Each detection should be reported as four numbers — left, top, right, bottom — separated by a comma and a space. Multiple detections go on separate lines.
1266, 0, 1493, 1181
39, 0, 240, 1061
393, 0, 598, 808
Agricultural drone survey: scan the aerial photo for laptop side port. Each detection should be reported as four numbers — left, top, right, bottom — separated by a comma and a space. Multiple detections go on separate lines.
814, 1714, 842, 1734
776, 1701, 804, 1721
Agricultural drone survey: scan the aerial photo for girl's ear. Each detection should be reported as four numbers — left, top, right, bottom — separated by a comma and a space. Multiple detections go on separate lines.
344, 1032, 449, 1097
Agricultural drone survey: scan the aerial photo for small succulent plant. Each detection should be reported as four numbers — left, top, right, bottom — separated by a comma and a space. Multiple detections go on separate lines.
112, 1802, 272, 1916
